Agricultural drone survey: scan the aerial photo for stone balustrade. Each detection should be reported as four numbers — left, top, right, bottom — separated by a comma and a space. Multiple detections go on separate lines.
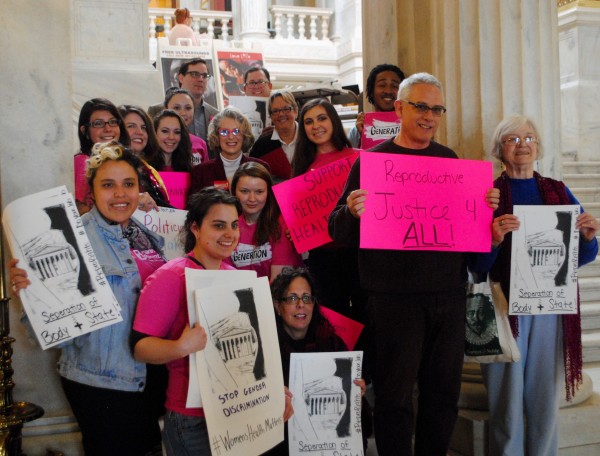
270, 5, 333, 41
148, 7, 233, 41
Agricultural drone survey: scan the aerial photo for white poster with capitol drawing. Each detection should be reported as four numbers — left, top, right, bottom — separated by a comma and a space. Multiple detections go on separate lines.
289, 351, 364, 456
2, 186, 122, 349
509, 204, 580, 316
194, 276, 285, 455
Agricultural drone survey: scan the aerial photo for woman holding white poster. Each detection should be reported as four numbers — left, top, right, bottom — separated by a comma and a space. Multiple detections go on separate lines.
132, 187, 294, 454
266, 267, 367, 455
470, 114, 599, 455
10, 142, 167, 455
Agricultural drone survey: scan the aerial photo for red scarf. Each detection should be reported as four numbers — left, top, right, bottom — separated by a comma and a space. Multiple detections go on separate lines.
492, 171, 582, 401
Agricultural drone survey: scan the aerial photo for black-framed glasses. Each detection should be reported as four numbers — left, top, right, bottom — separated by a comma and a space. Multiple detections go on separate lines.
186, 71, 211, 80
89, 118, 120, 128
403, 100, 447, 117
245, 80, 269, 88
502, 136, 537, 146
218, 128, 241, 137
279, 294, 317, 305
270, 106, 294, 115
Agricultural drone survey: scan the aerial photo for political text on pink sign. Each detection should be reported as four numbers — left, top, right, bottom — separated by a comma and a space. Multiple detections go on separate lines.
360, 151, 493, 252
273, 154, 358, 253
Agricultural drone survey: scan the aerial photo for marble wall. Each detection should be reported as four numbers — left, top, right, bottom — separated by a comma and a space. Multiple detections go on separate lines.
559, 6, 600, 162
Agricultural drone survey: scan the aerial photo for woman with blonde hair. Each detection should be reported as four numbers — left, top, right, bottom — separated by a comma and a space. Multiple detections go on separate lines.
11, 142, 166, 455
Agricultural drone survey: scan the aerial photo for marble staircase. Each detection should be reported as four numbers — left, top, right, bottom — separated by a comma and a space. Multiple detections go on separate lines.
563, 161, 600, 367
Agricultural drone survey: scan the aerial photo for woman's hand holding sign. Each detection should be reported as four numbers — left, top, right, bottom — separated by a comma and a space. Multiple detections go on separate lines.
347, 189, 368, 219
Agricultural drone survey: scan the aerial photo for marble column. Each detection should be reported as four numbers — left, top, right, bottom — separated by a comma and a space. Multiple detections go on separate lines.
234, 0, 271, 42
558, 1, 600, 161
362, 0, 562, 178
0, 1, 82, 454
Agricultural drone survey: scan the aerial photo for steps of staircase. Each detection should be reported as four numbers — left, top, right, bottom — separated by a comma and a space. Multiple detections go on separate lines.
563, 161, 600, 174
563, 173, 600, 188
582, 301, 600, 332
583, 331, 600, 363
579, 256, 600, 278
579, 276, 600, 302
568, 187, 600, 203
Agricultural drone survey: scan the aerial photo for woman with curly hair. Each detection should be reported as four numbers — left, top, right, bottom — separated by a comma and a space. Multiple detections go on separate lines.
188, 106, 268, 197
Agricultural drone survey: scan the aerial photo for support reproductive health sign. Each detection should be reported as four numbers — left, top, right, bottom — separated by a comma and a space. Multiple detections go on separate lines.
273, 154, 358, 253
360, 152, 493, 252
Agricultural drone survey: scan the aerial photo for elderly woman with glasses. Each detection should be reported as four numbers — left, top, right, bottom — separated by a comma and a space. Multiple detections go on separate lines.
188, 107, 268, 199
470, 114, 599, 456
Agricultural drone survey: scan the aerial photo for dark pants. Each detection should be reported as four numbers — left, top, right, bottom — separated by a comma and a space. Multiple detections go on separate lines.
61, 377, 162, 456
370, 288, 466, 456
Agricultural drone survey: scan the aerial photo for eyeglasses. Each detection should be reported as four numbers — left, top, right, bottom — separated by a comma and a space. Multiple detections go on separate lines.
270, 106, 294, 115
502, 136, 537, 146
89, 118, 120, 128
279, 294, 317, 305
218, 128, 241, 137
186, 71, 211, 80
403, 100, 447, 117
245, 80, 269, 88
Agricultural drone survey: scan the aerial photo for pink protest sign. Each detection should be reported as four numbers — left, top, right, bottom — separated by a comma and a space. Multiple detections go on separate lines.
159, 172, 191, 210
361, 112, 401, 149
360, 151, 493, 252
320, 306, 364, 350
273, 153, 358, 253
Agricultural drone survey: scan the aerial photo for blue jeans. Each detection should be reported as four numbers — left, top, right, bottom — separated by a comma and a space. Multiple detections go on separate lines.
163, 410, 211, 455
482, 314, 563, 456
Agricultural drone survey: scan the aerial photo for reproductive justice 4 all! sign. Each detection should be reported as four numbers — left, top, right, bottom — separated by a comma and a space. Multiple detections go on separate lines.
359, 151, 493, 252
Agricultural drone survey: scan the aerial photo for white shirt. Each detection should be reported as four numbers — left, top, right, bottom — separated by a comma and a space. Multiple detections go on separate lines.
271, 121, 299, 163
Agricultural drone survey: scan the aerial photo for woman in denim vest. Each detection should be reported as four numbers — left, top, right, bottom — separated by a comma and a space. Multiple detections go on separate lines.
10, 142, 166, 455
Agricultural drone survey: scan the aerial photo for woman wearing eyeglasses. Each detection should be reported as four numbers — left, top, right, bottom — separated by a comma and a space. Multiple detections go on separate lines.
249, 90, 299, 182
168, 8, 198, 46
75, 98, 130, 214
188, 107, 268, 198
470, 115, 599, 456
265, 267, 366, 455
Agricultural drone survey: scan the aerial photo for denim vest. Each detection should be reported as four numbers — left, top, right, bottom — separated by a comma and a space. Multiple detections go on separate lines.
57, 207, 164, 392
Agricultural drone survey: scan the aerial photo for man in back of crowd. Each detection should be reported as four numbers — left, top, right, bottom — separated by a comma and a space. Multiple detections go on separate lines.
242, 66, 273, 98
149, 58, 218, 147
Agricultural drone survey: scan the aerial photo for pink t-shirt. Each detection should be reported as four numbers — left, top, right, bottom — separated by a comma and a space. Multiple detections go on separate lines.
309, 147, 360, 172
131, 249, 166, 283
133, 253, 235, 416
225, 215, 302, 279
190, 134, 209, 166
74, 153, 93, 208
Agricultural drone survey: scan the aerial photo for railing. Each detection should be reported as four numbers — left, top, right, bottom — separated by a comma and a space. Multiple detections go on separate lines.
270, 5, 333, 41
148, 8, 233, 41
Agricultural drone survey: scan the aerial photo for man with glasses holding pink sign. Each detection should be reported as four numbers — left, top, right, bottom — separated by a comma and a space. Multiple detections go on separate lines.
329, 72, 500, 456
